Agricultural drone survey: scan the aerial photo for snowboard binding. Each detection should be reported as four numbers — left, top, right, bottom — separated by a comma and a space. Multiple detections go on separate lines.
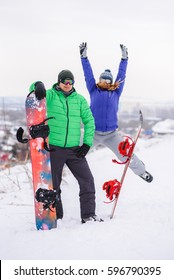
112, 136, 135, 164
102, 179, 121, 202
35, 188, 59, 211
16, 117, 54, 152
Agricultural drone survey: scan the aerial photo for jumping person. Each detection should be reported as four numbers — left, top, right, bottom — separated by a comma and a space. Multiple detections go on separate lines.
79, 42, 153, 183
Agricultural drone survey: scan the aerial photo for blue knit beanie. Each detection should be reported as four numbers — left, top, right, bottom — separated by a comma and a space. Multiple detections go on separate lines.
99, 69, 113, 83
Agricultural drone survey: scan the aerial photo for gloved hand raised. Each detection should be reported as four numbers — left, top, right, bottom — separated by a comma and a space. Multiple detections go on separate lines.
120, 44, 128, 59
75, 144, 90, 158
79, 42, 87, 58
34, 81, 46, 100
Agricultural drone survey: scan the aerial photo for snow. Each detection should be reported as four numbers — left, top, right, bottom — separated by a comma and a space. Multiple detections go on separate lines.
0, 135, 174, 260
152, 119, 174, 134
0, 130, 5, 137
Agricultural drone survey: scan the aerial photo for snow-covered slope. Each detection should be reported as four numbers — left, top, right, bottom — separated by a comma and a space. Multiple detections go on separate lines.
0, 135, 174, 260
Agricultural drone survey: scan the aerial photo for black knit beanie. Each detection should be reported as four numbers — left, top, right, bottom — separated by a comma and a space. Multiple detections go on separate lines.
58, 70, 74, 83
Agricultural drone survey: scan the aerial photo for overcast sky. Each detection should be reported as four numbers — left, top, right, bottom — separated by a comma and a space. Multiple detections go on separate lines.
0, 0, 174, 103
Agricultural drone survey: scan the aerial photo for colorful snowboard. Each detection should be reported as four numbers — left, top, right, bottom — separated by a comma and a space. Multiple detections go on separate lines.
25, 93, 57, 230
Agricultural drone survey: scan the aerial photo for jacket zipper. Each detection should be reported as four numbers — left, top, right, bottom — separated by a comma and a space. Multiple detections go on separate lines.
64, 98, 69, 147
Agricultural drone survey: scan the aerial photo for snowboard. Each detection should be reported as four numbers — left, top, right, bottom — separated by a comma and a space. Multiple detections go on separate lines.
25, 93, 57, 230
102, 110, 143, 219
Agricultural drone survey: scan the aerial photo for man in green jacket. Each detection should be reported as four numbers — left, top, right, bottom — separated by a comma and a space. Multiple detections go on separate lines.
31, 69, 102, 223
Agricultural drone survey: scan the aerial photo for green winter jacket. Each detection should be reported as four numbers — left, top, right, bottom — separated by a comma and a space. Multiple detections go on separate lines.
30, 83, 95, 147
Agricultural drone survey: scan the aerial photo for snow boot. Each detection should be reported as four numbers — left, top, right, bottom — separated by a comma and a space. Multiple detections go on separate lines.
139, 171, 153, 183
81, 215, 104, 224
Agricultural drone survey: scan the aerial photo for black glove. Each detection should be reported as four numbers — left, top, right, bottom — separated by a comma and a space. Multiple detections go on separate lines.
76, 144, 90, 158
79, 42, 87, 58
34, 81, 46, 100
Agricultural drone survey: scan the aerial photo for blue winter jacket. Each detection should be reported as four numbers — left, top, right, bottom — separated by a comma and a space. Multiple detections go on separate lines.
81, 57, 128, 132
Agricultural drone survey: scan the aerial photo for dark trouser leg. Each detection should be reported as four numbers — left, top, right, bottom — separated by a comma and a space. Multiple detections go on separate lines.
49, 145, 66, 219
66, 149, 96, 219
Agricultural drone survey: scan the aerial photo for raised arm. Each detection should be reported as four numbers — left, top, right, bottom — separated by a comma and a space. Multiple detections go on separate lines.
79, 42, 97, 95
114, 44, 128, 96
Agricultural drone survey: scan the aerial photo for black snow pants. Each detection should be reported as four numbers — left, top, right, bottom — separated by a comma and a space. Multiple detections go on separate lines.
49, 145, 96, 220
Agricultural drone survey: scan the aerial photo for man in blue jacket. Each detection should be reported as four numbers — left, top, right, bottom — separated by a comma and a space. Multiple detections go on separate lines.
79, 42, 153, 183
